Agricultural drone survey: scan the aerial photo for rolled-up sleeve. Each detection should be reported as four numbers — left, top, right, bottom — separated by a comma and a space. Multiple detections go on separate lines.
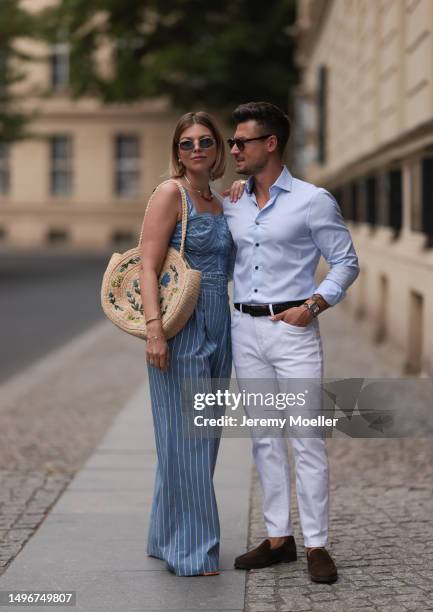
307, 188, 360, 306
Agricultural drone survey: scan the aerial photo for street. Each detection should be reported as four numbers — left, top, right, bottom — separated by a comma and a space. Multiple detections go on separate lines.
0, 251, 112, 383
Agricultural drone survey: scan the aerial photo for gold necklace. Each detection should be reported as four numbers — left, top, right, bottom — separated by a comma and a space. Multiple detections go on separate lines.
184, 174, 214, 202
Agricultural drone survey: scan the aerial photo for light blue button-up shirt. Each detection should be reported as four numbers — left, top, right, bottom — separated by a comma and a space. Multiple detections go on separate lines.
223, 166, 359, 306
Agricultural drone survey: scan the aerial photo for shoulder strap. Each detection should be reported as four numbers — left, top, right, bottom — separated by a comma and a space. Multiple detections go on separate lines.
138, 179, 189, 259
183, 187, 196, 215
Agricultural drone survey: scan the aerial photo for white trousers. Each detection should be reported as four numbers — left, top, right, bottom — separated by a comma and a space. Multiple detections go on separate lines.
231, 308, 329, 547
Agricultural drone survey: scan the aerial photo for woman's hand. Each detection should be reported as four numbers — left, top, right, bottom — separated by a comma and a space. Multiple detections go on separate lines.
146, 319, 169, 370
222, 179, 247, 202
146, 335, 169, 371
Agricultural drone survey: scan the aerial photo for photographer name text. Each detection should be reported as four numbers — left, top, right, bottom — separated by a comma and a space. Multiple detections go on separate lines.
194, 415, 339, 428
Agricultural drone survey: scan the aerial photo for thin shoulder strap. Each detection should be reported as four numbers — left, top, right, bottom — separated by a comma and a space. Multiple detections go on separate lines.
138, 179, 189, 259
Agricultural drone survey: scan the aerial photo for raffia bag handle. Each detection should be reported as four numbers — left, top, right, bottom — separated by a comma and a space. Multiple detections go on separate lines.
138, 179, 189, 258
100, 178, 202, 340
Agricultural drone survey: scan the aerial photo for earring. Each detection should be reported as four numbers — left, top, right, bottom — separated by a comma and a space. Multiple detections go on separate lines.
210, 168, 215, 181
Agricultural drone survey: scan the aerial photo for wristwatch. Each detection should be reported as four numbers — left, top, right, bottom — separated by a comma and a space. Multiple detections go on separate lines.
302, 296, 320, 318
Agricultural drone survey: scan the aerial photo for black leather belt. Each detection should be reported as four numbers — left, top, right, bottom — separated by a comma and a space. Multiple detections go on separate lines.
234, 300, 306, 317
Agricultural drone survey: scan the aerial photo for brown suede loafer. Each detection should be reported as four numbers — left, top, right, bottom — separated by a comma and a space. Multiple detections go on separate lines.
234, 537, 297, 570
307, 548, 338, 583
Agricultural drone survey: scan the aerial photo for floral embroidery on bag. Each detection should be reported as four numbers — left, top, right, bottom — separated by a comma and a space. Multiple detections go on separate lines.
119, 256, 140, 273
160, 272, 170, 288
170, 264, 179, 283
108, 249, 185, 327
126, 291, 144, 314
132, 278, 141, 295
108, 291, 125, 311
111, 274, 124, 288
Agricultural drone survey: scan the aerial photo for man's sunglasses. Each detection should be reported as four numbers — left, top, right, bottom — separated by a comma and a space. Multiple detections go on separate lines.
178, 137, 216, 151
226, 134, 272, 151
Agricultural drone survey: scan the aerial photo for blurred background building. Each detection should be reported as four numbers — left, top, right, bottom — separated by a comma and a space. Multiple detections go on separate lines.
2, 0, 431, 376
293, 0, 433, 376
0, 0, 234, 252
0, 0, 292, 255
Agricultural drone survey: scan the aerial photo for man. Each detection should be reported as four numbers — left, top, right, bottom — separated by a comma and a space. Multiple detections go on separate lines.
223, 101, 359, 584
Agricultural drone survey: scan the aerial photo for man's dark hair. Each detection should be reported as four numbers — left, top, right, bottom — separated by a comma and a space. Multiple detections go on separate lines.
232, 102, 291, 156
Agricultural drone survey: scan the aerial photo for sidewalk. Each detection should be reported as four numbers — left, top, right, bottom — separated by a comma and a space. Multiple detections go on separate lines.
0, 370, 251, 611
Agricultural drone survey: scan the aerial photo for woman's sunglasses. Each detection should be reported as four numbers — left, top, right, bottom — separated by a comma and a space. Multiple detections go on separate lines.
178, 137, 216, 151
226, 134, 272, 151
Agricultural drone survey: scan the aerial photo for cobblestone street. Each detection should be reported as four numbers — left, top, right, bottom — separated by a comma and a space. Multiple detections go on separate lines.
244, 305, 433, 612
0, 321, 144, 577
0, 471, 68, 573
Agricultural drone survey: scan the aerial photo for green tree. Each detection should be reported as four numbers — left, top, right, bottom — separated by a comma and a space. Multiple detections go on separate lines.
37, 0, 297, 114
0, 0, 35, 141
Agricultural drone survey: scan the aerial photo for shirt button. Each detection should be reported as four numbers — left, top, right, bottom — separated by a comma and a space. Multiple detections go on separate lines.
254, 289, 258, 293
255, 243, 259, 247
255, 266, 259, 270
255, 221, 260, 225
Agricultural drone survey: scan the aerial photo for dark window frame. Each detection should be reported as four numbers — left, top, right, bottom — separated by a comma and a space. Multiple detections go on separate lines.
350, 181, 359, 222
365, 175, 377, 227
46, 227, 69, 243
114, 134, 141, 198
49, 135, 73, 197
317, 65, 327, 165
50, 41, 70, 91
0, 142, 10, 195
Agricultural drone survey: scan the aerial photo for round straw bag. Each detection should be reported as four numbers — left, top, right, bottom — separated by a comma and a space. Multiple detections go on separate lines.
101, 180, 202, 340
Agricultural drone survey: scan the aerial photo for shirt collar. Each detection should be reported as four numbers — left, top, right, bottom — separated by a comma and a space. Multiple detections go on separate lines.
245, 165, 293, 195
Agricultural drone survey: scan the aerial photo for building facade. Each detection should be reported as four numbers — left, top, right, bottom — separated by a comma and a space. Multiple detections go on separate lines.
294, 0, 433, 376
0, 0, 231, 252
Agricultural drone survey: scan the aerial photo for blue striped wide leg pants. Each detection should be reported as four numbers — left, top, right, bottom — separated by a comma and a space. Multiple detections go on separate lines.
146, 274, 232, 576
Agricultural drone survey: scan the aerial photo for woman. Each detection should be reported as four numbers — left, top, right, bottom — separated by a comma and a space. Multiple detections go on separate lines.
139, 111, 242, 576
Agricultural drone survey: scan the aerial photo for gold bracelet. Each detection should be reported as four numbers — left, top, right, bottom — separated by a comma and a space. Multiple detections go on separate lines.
145, 316, 162, 325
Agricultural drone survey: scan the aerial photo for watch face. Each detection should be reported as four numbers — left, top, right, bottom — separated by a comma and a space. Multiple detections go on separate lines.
310, 302, 320, 315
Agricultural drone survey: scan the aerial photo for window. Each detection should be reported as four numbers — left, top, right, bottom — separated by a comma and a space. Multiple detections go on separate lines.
317, 65, 327, 165
50, 42, 70, 90
358, 181, 367, 223
410, 159, 422, 232
387, 169, 402, 234
411, 157, 433, 237
114, 135, 140, 197
365, 175, 377, 227
47, 228, 69, 243
111, 229, 135, 247
349, 181, 359, 222
0, 143, 10, 195
421, 158, 433, 238
340, 184, 352, 220
377, 169, 402, 235
50, 136, 72, 196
